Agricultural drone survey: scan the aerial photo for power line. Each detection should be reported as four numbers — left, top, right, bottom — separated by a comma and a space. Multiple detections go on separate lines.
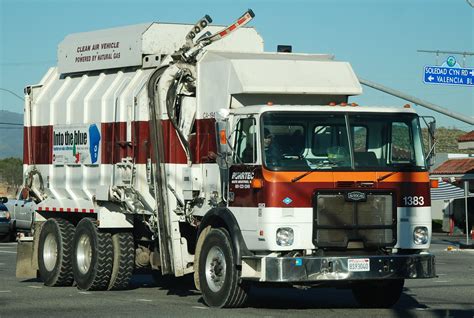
0, 88, 24, 101
0, 122, 23, 126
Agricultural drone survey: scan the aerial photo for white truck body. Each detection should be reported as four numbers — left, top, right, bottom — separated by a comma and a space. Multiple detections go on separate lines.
18, 11, 435, 308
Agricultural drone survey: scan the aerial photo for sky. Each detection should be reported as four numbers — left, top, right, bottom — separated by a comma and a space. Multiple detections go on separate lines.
0, 0, 473, 130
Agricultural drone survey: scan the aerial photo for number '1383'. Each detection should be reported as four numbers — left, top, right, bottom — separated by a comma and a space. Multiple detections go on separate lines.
402, 196, 424, 206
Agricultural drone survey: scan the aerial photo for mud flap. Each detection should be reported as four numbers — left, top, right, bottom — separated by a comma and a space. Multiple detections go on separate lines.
16, 238, 36, 278
16, 222, 42, 279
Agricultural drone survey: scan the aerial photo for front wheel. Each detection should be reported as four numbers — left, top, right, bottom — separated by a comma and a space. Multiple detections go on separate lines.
352, 279, 404, 308
198, 228, 248, 308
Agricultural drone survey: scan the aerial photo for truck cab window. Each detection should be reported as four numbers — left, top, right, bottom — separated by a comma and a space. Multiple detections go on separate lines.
391, 122, 414, 163
233, 117, 256, 164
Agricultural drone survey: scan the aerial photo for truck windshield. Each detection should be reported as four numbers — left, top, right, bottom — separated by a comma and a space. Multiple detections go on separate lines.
261, 112, 427, 171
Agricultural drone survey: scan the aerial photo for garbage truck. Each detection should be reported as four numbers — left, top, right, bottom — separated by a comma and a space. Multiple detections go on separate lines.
17, 10, 435, 308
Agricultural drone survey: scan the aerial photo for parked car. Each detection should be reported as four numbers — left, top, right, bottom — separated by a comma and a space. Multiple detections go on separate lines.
0, 197, 12, 242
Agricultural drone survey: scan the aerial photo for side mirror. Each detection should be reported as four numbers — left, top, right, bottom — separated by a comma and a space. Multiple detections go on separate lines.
215, 120, 231, 168
0, 197, 8, 204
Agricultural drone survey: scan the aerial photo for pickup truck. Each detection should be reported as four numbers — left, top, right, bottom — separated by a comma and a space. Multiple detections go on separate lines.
4, 188, 39, 237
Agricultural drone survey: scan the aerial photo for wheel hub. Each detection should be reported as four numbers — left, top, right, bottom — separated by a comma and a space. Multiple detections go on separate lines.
76, 233, 92, 274
43, 233, 58, 271
205, 246, 227, 292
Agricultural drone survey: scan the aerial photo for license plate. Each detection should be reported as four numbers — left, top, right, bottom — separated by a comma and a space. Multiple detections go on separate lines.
348, 258, 370, 272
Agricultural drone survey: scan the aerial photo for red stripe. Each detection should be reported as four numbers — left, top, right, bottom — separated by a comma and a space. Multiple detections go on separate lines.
82, 209, 86, 213
67, 208, 71, 212
24, 119, 217, 165
52, 207, 56, 212
60, 208, 64, 212
38, 207, 43, 211
89, 209, 94, 213
219, 30, 228, 37
237, 17, 247, 25
45, 207, 50, 211
74, 208, 78, 213
229, 24, 236, 31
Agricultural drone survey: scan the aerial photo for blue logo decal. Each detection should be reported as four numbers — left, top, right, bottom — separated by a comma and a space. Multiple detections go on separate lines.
283, 197, 293, 205
89, 124, 101, 164
295, 258, 302, 266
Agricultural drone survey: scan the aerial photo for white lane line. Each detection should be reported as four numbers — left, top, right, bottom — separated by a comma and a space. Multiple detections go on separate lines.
137, 299, 152, 302
192, 306, 208, 310
0, 290, 11, 293
0, 250, 17, 254
437, 273, 447, 276
79, 292, 92, 295
434, 280, 449, 283
28, 286, 42, 289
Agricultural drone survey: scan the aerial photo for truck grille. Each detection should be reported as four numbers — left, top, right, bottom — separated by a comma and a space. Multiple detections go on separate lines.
313, 191, 396, 248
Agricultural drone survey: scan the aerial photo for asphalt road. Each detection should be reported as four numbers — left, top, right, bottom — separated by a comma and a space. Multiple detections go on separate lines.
0, 234, 473, 318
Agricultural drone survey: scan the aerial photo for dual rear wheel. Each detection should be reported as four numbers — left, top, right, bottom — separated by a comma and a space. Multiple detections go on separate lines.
38, 217, 134, 290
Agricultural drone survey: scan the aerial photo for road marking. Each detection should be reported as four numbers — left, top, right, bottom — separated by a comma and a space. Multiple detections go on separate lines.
192, 306, 208, 310
28, 286, 42, 289
0, 290, 11, 293
434, 280, 449, 283
79, 292, 92, 295
137, 299, 152, 302
437, 273, 447, 276
0, 250, 17, 254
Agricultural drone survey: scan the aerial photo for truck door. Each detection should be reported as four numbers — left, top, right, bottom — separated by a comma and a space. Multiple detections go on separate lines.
228, 116, 262, 207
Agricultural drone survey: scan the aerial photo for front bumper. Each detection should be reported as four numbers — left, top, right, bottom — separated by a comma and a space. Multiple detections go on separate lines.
243, 253, 435, 282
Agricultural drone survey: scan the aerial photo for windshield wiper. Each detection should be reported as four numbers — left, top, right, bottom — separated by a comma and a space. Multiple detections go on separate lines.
377, 171, 399, 182
291, 169, 317, 182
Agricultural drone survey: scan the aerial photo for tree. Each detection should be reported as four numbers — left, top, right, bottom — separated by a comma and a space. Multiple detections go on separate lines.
0, 157, 23, 186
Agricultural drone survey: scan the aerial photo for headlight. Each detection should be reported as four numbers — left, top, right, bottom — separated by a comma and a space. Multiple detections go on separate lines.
276, 227, 294, 246
413, 226, 428, 245
0, 211, 9, 219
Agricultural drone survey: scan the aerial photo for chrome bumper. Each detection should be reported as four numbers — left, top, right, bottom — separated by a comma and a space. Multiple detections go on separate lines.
244, 253, 435, 282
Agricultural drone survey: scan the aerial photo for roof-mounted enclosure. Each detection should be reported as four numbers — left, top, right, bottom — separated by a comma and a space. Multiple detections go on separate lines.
58, 23, 264, 74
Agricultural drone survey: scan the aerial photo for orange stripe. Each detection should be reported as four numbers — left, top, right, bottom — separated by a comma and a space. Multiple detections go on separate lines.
262, 169, 429, 183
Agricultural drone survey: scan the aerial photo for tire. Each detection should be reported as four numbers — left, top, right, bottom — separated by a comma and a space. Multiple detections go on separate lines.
352, 279, 404, 308
37, 218, 75, 286
198, 228, 249, 308
72, 218, 113, 291
108, 232, 135, 290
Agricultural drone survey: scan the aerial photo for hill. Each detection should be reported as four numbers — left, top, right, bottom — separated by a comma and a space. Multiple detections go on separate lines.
0, 110, 23, 159
422, 127, 471, 154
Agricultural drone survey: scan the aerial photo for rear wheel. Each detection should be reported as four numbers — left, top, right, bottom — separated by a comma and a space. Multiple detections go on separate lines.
108, 232, 135, 290
198, 228, 249, 308
37, 218, 75, 286
352, 279, 404, 308
72, 218, 113, 290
